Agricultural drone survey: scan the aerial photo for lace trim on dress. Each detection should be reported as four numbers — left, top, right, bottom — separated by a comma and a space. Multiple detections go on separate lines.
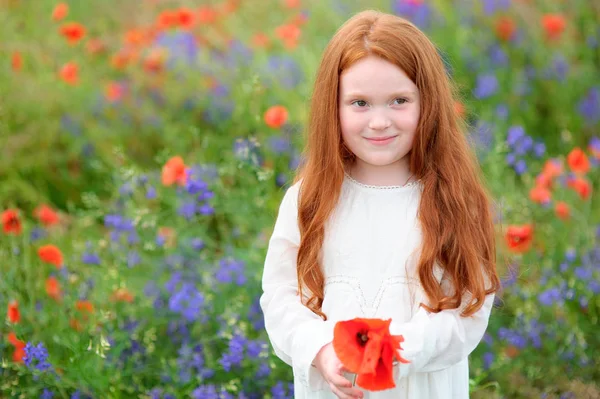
343, 171, 421, 190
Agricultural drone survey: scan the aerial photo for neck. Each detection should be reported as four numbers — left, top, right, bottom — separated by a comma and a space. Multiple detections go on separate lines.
347, 159, 413, 187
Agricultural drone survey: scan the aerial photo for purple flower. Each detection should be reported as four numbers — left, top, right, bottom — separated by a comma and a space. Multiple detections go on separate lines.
146, 186, 157, 199
269, 136, 291, 154
483, 352, 494, 370
246, 340, 267, 359
392, 0, 433, 30
578, 87, 600, 125
505, 153, 516, 166
588, 280, 600, 294
496, 104, 509, 120
82, 249, 101, 265
514, 160, 527, 175
219, 333, 246, 371
473, 73, 498, 99
178, 201, 197, 220
488, 45, 508, 67
482, 0, 511, 15
552, 54, 569, 82
574, 267, 592, 280
41, 389, 54, 399
169, 283, 205, 321
127, 250, 141, 268
154, 31, 198, 66
30, 227, 46, 242
497, 328, 527, 349
255, 362, 271, 379
506, 126, 525, 147
263, 55, 304, 89
191, 238, 205, 251
538, 287, 563, 307
23, 342, 52, 372
198, 204, 214, 215
215, 258, 246, 285
233, 137, 262, 166
533, 142, 546, 158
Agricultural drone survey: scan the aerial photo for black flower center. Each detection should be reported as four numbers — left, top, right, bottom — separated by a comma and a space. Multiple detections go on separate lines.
356, 330, 369, 347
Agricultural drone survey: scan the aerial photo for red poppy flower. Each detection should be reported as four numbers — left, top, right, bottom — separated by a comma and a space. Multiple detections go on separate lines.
505, 224, 533, 253
111, 288, 134, 303
264, 105, 288, 129
59, 61, 78, 85
11, 51, 22, 72
46, 276, 62, 301
105, 82, 125, 102
252, 33, 271, 48
333, 318, 409, 391
38, 245, 64, 268
177, 7, 195, 29
157, 10, 178, 30
554, 201, 570, 220
275, 23, 301, 49
529, 185, 551, 204
161, 156, 188, 186
34, 204, 60, 226
52, 3, 69, 21
567, 177, 592, 200
76, 300, 95, 314
7, 300, 20, 324
542, 159, 563, 178
60, 22, 87, 45
2, 209, 22, 235
284, 0, 301, 8
567, 147, 590, 175
86, 38, 106, 55
198, 6, 218, 24
8, 332, 26, 363
495, 16, 516, 42
542, 14, 566, 41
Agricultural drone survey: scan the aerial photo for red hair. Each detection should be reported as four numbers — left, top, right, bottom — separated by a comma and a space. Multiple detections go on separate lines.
293, 10, 501, 319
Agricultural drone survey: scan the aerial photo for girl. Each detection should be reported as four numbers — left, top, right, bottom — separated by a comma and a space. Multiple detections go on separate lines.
260, 10, 501, 399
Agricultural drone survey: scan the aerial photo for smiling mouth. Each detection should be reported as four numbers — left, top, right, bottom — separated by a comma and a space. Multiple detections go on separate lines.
366, 136, 398, 141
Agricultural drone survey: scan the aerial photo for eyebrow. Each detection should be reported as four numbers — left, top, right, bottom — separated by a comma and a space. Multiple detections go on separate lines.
342, 91, 418, 98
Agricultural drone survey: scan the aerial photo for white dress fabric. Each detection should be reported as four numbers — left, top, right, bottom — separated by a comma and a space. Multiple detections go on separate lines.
260, 174, 494, 399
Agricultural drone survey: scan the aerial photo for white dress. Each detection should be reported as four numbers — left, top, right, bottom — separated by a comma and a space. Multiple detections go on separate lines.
260, 174, 494, 399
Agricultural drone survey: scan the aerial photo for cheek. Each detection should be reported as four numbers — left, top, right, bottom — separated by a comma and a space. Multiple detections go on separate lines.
339, 110, 362, 136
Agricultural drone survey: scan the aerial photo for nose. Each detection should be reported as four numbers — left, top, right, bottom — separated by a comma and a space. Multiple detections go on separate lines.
368, 109, 392, 131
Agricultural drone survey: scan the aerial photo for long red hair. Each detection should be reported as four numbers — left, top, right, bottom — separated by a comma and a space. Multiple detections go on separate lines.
293, 10, 501, 319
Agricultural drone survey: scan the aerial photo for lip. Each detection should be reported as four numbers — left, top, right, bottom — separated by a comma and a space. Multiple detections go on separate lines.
365, 135, 397, 145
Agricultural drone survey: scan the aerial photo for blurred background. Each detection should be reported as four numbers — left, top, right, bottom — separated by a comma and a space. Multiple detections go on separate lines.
1, 0, 599, 398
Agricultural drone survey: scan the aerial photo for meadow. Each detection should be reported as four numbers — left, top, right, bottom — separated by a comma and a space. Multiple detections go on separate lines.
1, 0, 599, 398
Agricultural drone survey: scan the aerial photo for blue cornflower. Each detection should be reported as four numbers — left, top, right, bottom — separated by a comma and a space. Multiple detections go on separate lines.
168, 283, 204, 321
190, 238, 205, 251
219, 333, 246, 372
473, 73, 498, 99
269, 136, 291, 154
255, 362, 271, 379
263, 55, 304, 89
215, 258, 246, 285
538, 287, 563, 307
497, 328, 527, 349
30, 227, 47, 242
483, 352, 494, 370
514, 159, 527, 175
533, 142, 546, 158
82, 247, 101, 265
392, 0, 432, 30
578, 87, 600, 125
246, 340, 267, 359
192, 384, 219, 399
127, 250, 141, 268
41, 389, 54, 399
146, 186, 157, 199
178, 201, 197, 220
23, 342, 52, 372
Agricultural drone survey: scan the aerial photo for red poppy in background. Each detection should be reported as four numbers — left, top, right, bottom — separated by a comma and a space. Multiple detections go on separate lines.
34, 204, 60, 226
505, 224, 534, 253
275, 23, 301, 49
252, 33, 271, 48
177, 7, 195, 29
52, 3, 69, 21
333, 318, 409, 391
11, 51, 22, 72
111, 288, 134, 303
59, 62, 79, 85
60, 22, 87, 45
162, 156, 188, 186
8, 332, 26, 363
198, 6, 218, 24
529, 185, 551, 204
542, 14, 566, 41
38, 245, 64, 268
284, 0, 301, 8
46, 276, 62, 301
76, 300, 95, 314
86, 38, 106, 55
567, 148, 590, 175
7, 300, 20, 324
264, 105, 288, 129
2, 209, 22, 235
567, 177, 592, 200
454, 101, 465, 118
554, 202, 570, 220
495, 16, 516, 41
157, 10, 178, 30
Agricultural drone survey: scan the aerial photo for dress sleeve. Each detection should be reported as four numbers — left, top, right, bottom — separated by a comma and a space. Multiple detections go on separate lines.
390, 272, 495, 376
259, 182, 334, 390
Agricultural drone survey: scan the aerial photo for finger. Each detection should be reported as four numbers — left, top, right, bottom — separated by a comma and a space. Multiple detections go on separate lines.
338, 385, 364, 399
328, 373, 352, 389
329, 384, 355, 399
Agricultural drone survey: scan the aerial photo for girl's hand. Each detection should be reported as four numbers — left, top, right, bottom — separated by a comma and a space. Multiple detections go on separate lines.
313, 343, 364, 399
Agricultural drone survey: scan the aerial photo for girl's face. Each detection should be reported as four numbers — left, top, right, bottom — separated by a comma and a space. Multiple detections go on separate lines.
338, 55, 420, 178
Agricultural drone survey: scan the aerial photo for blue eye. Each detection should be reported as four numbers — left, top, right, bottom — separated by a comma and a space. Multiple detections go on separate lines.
351, 100, 368, 107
